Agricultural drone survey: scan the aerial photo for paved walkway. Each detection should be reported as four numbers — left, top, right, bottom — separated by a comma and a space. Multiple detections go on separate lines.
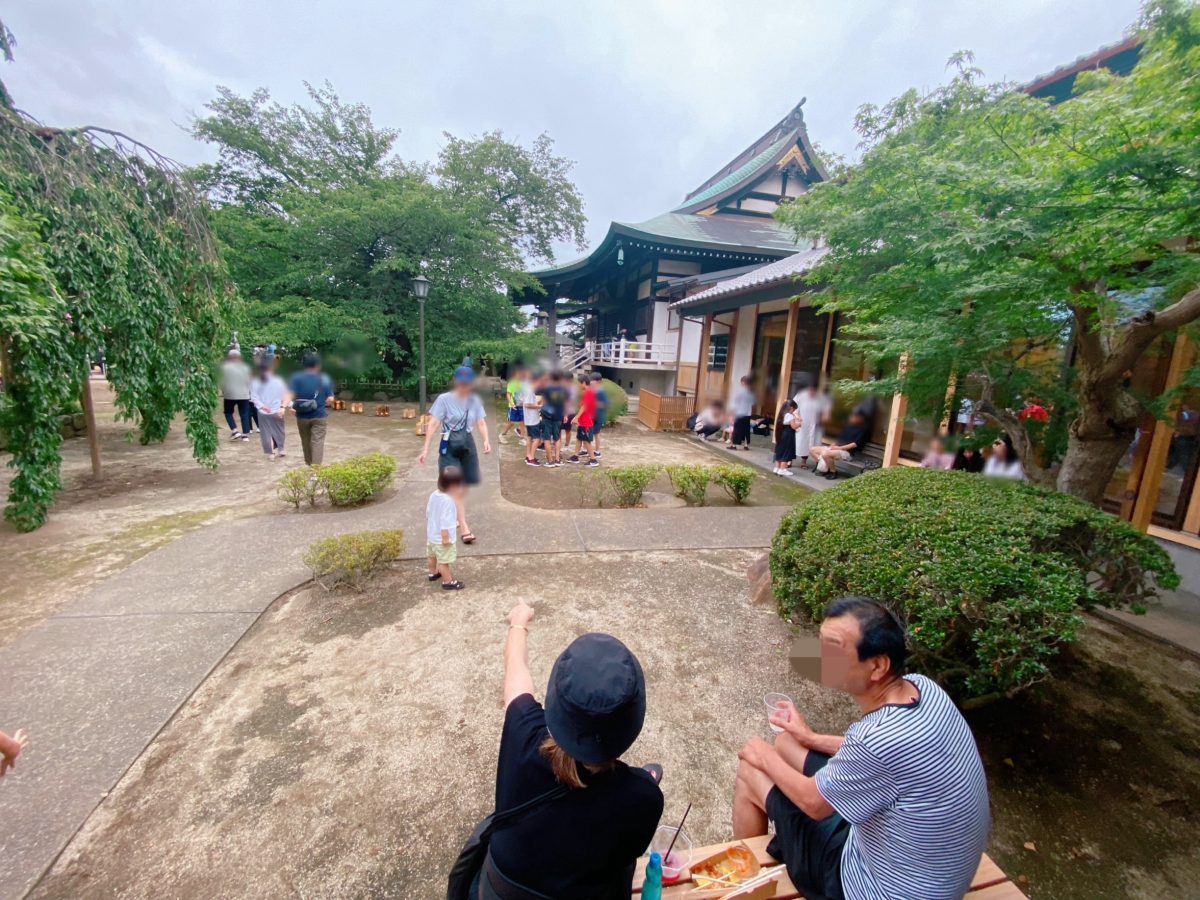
0, 445, 788, 899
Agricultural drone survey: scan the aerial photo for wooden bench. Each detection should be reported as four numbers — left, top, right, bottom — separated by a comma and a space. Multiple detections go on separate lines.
632, 835, 1025, 898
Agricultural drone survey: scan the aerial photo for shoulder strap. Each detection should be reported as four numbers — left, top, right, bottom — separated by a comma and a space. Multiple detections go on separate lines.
481, 784, 570, 840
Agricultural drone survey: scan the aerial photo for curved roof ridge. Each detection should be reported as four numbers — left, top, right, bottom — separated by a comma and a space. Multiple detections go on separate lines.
671, 131, 795, 214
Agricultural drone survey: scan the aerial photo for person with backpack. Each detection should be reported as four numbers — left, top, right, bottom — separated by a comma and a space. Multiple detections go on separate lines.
459, 600, 663, 899
418, 365, 491, 544
287, 351, 335, 465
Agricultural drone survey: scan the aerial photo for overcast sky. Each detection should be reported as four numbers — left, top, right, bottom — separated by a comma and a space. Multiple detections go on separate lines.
4, 0, 1143, 261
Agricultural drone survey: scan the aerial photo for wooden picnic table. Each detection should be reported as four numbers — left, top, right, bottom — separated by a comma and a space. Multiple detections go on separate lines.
632, 834, 1026, 898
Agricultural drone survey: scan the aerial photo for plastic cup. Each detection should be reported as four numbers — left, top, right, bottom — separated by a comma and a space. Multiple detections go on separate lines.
649, 825, 692, 883
764, 692, 792, 734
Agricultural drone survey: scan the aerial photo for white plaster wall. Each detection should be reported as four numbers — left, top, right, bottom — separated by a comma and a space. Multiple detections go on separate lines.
728, 306, 757, 400
678, 317, 702, 363
650, 299, 670, 344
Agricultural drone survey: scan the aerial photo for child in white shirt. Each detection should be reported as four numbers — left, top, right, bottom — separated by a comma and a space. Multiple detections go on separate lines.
427, 466, 467, 590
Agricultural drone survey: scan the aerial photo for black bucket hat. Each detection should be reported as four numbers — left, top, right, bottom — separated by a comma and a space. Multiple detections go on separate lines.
544, 633, 646, 765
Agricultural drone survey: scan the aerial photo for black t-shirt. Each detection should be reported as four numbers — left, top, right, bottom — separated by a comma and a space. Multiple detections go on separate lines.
839, 423, 871, 453
488, 694, 663, 899
539, 385, 569, 421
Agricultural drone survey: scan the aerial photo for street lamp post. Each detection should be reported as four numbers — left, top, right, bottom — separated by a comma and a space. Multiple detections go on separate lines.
410, 274, 431, 416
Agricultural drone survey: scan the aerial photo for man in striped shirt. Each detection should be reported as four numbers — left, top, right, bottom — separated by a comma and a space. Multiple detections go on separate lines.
733, 597, 990, 900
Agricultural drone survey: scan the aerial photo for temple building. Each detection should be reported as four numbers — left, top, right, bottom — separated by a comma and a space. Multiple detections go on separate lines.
524, 36, 1200, 557
519, 100, 825, 397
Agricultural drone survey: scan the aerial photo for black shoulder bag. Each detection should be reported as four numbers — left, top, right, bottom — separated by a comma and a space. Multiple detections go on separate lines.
447, 784, 569, 900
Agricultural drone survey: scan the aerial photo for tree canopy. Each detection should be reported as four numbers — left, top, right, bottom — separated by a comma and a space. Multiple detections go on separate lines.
192, 87, 583, 387
0, 25, 231, 531
778, 0, 1200, 504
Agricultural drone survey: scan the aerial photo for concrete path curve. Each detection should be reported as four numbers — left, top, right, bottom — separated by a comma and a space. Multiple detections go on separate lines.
0, 445, 789, 899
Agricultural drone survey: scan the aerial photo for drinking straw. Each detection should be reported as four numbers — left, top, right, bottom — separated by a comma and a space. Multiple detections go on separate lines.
664, 802, 692, 863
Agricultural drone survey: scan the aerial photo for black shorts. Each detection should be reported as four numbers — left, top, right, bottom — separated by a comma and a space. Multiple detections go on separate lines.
440, 433, 481, 485
765, 751, 847, 900
576, 425, 595, 443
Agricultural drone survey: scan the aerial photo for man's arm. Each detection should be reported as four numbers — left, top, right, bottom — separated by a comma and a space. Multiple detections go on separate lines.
503, 602, 536, 707
477, 412, 491, 454
771, 700, 844, 757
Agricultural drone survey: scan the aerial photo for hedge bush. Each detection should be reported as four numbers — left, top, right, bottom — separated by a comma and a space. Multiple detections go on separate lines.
278, 468, 322, 508
713, 464, 755, 504
600, 378, 628, 421
316, 453, 396, 506
304, 529, 405, 590
770, 467, 1177, 706
667, 463, 714, 505
600, 463, 662, 507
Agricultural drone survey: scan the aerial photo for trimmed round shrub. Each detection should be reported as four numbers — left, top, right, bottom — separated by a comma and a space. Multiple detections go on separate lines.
713, 464, 755, 504
278, 467, 321, 508
304, 529, 405, 590
770, 467, 1177, 706
666, 463, 713, 505
599, 463, 662, 508
600, 378, 628, 421
317, 453, 396, 506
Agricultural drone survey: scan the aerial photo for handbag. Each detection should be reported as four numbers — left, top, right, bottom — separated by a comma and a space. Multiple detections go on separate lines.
446, 784, 569, 900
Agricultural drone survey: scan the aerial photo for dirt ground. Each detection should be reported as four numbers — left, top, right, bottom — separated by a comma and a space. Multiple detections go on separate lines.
969, 618, 1200, 899
0, 377, 419, 648
33, 548, 858, 899
498, 419, 811, 510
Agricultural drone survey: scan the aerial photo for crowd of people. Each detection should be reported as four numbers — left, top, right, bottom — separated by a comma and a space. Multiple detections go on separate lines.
219, 346, 335, 465
691, 372, 1027, 484
500, 366, 608, 468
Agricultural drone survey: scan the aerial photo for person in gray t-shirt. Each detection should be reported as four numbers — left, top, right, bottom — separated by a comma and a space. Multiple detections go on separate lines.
727, 375, 757, 449
419, 366, 491, 544
220, 348, 253, 440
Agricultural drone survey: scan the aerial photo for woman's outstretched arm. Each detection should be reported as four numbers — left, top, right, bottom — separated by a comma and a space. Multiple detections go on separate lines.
503, 601, 536, 707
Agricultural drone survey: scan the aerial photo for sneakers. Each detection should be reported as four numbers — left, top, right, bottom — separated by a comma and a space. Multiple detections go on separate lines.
427, 572, 442, 582
585, 458, 600, 467
593, 452, 603, 459
229, 431, 243, 440
442, 580, 465, 591
240, 435, 250, 442
525, 457, 542, 467
567, 455, 582, 464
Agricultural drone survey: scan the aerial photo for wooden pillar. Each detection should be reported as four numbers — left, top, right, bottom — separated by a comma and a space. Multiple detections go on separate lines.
695, 313, 713, 404
1132, 336, 1193, 532
81, 371, 102, 478
882, 354, 910, 468
776, 301, 800, 417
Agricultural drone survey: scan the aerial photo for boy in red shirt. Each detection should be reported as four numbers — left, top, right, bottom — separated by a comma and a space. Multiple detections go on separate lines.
567, 376, 600, 467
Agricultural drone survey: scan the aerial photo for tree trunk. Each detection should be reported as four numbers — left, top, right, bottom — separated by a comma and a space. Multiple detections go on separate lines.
1054, 376, 1141, 506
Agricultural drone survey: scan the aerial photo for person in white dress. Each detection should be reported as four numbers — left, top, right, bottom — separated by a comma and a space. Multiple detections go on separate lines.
792, 379, 831, 467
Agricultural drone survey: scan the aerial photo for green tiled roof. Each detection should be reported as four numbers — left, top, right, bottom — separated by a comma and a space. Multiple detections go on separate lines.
674, 132, 795, 212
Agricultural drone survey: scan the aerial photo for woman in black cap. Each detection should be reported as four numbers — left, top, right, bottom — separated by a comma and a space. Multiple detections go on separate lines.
473, 601, 664, 899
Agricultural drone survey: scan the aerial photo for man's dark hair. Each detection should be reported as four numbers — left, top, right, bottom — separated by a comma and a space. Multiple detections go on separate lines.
302, 351, 320, 369
824, 596, 907, 676
590, 372, 603, 384
438, 466, 465, 492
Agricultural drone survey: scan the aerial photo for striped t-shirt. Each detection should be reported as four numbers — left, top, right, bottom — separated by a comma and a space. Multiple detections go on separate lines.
814, 674, 990, 900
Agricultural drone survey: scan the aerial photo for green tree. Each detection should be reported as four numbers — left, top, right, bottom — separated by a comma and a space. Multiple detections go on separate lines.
0, 26, 231, 530
436, 131, 587, 264
778, 1, 1200, 504
195, 86, 583, 387
190, 82, 401, 210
